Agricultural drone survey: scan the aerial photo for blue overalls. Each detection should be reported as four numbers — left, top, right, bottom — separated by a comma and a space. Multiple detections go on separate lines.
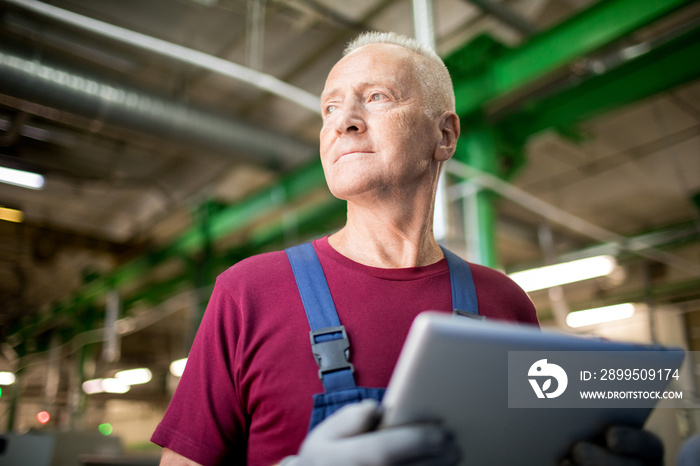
285, 242, 481, 431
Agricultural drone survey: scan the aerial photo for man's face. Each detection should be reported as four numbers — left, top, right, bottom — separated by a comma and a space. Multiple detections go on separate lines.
319, 43, 442, 202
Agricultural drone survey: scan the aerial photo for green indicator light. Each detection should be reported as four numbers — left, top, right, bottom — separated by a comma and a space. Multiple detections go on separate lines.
98, 423, 113, 436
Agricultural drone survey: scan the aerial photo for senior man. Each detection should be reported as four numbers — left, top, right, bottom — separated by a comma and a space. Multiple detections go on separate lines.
152, 32, 662, 466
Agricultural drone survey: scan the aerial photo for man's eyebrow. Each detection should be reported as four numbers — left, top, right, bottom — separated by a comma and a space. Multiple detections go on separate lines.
321, 81, 398, 101
320, 88, 339, 102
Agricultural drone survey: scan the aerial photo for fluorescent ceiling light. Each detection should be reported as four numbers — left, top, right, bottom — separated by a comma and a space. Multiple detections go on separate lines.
0, 206, 24, 223
115, 368, 152, 385
0, 371, 16, 385
102, 378, 130, 394
82, 378, 104, 394
509, 255, 617, 292
0, 166, 45, 189
82, 377, 130, 394
170, 358, 187, 377
566, 303, 636, 328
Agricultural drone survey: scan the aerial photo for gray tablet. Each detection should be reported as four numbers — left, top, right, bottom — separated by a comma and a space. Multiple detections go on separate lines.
379, 312, 685, 466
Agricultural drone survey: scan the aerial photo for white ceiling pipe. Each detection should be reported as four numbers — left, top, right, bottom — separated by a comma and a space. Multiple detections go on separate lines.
0, 43, 316, 167
2, 0, 321, 114
413, 0, 450, 242
446, 159, 700, 277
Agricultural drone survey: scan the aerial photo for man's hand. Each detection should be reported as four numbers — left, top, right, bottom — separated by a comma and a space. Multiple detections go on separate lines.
561, 426, 664, 466
281, 399, 460, 466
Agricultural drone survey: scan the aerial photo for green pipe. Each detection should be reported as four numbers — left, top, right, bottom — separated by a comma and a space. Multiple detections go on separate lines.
450, 0, 694, 115
59, 160, 326, 307
6, 160, 328, 349
5, 368, 22, 431
8, 192, 346, 353
499, 24, 700, 141
455, 121, 499, 268
121, 194, 346, 312
169, 161, 326, 256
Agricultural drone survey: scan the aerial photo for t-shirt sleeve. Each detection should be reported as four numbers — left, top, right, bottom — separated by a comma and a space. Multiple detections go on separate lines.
151, 278, 247, 465
471, 263, 540, 326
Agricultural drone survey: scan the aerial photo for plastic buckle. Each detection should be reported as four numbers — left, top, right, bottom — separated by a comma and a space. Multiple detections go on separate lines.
453, 309, 485, 320
309, 325, 354, 379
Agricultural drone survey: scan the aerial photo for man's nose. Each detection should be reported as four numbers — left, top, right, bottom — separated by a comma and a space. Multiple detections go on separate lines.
335, 102, 366, 134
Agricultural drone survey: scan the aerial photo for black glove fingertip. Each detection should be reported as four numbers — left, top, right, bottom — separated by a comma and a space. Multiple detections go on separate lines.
606, 426, 664, 460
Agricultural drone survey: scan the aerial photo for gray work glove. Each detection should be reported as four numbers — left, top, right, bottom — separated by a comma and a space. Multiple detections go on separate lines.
678, 433, 700, 466
281, 399, 460, 466
561, 426, 664, 466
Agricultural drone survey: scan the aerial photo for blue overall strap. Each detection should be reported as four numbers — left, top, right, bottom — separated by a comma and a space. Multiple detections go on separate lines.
440, 246, 481, 318
286, 242, 357, 392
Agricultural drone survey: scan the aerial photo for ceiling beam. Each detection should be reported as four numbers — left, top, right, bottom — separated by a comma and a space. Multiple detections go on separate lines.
0, 0, 321, 114
537, 277, 700, 321
498, 23, 700, 141
463, 0, 537, 36
446, 159, 700, 277
450, 0, 695, 116
507, 221, 700, 272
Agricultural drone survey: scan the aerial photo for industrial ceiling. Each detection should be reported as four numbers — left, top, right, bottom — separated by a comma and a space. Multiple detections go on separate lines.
0, 0, 699, 440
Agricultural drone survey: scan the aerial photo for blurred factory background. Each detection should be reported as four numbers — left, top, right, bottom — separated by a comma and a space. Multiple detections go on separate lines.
0, 0, 699, 464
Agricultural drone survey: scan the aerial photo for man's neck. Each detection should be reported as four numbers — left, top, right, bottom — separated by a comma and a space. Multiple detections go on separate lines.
328, 197, 443, 268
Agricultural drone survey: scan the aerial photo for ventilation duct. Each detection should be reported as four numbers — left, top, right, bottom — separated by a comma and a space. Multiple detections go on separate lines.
0, 40, 316, 168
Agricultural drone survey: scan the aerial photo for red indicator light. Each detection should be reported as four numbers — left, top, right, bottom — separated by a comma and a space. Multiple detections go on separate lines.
37, 411, 50, 424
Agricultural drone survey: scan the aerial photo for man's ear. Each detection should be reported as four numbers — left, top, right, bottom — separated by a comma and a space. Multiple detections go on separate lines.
435, 112, 460, 162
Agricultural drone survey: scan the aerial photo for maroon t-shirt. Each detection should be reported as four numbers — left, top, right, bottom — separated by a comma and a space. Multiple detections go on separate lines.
151, 236, 538, 465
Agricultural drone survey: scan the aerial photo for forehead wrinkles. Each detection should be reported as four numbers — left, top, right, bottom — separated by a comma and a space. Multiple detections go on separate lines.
322, 45, 423, 101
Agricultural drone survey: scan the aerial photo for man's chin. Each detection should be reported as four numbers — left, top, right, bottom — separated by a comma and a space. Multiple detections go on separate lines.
328, 183, 379, 203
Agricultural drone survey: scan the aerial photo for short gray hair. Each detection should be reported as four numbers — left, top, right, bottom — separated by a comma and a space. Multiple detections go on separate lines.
343, 31, 455, 116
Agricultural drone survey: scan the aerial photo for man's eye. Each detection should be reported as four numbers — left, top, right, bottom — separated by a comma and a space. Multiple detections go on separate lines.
369, 93, 385, 102
325, 105, 337, 115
